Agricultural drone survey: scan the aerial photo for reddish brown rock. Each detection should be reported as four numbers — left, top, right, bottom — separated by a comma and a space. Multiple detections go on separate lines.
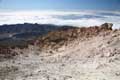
33, 23, 113, 50
0, 47, 17, 60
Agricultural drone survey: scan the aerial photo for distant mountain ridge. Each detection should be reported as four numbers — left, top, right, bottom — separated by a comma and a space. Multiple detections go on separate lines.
0, 23, 59, 47
0, 23, 75, 47
0, 23, 60, 33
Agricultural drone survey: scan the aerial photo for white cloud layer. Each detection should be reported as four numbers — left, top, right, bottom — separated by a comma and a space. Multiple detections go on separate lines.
0, 10, 120, 28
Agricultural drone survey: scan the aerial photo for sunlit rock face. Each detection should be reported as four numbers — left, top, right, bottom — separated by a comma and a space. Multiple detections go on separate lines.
33, 23, 113, 51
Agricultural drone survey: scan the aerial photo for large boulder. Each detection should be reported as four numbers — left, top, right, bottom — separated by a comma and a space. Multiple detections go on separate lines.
101, 23, 113, 30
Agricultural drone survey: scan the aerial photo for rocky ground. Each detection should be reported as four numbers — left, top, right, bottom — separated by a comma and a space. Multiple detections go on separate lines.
0, 23, 120, 80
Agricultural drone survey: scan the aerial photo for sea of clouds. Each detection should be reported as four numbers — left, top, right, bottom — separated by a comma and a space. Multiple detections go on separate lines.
0, 10, 120, 28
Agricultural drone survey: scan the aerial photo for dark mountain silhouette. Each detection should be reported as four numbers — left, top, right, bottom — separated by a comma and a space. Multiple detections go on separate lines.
0, 23, 74, 47
0, 23, 60, 34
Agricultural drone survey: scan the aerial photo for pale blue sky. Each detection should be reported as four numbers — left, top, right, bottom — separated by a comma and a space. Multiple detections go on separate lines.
0, 0, 120, 11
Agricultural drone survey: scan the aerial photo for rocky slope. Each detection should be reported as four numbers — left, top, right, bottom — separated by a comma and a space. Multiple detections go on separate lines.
0, 23, 120, 80
34, 23, 113, 51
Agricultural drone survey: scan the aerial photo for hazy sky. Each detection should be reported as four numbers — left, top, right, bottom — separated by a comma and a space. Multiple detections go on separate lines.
0, 0, 120, 28
0, 0, 120, 11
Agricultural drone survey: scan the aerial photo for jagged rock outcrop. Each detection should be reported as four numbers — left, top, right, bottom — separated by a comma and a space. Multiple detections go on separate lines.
33, 23, 113, 51
101, 23, 113, 30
